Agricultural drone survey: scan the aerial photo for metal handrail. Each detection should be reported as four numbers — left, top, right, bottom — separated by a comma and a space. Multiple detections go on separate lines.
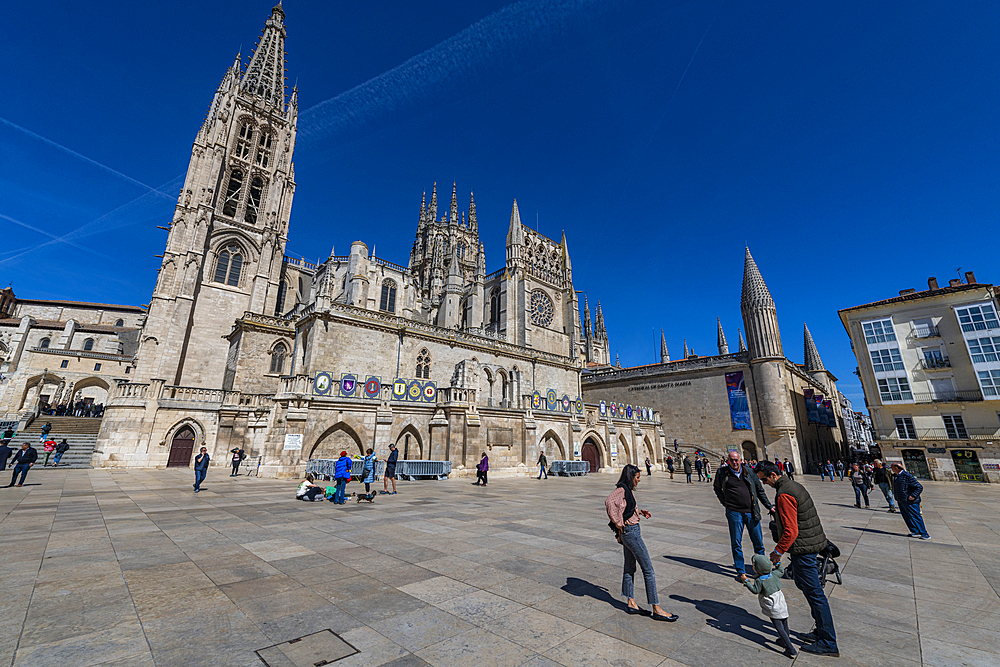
912, 390, 983, 403
919, 357, 951, 370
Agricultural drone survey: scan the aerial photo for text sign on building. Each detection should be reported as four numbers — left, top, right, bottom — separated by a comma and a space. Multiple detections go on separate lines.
283, 434, 303, 451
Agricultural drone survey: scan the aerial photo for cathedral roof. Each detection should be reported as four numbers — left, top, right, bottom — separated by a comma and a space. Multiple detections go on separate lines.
803, 323, 825, 372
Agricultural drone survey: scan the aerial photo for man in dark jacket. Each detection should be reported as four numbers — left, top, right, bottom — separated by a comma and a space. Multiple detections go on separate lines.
714, 450, 775, 581
891, 463, 929, 539
7, 443, 38, 487
1, 426, 14, 445
384, 444, 399, 494
537, 451, 548, 480
230, 448, 246, 476
193, 447, 210, 493
0, 442, 12, 471
695, 456, 704, 482
758, 461, 839, 657
783, 458, 794, 481
53, 439, 70, 467
683, 456, 693, 483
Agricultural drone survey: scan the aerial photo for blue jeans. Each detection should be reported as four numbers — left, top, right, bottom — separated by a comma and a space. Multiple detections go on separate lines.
193, 468, 206, 491
334, 478, 347, 504
620, 524, 658, 605
725, 509, 765, 575
10, 463, 30, 485
852, 484, 869, 507
900, 501, 928, 537
826, 468, 835, 481
53, 452, 64, 465
538, 465, 547, 479
877, 482, 896, 510
790, 552, 838, 651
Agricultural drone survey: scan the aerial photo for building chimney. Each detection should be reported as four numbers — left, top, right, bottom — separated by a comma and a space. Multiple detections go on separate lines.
949, 278, 962, 288
927, 277, 938, 290
965, 270, 976, 284
899, 288, 916, 296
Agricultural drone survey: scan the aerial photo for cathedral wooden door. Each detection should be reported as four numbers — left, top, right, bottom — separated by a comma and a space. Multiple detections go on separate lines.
581, 439, 601, 473
167, 427, 195, 467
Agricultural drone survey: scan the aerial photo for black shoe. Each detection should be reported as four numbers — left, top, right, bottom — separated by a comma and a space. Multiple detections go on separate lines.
800, 643, 839, 657
651, 613, 678, 622
783, 650, 798, 658
798, 632, 818, 643
626, 607, 651, 616
854, 503, 861, 508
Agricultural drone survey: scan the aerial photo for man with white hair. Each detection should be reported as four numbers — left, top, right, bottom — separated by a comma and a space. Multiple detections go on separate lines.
872, 460, 896, 513
891, 462, 929, 539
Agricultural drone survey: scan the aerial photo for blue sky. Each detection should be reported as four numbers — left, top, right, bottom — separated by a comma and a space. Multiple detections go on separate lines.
3, 1, 1000, 407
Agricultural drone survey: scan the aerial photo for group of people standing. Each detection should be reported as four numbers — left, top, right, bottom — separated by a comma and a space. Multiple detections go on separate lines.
607, 450, 840, 658
38, 401, 104, 418
295, 445, 400, 503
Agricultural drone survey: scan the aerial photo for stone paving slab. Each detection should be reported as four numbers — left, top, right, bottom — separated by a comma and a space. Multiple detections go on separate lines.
1, 469, 999, 666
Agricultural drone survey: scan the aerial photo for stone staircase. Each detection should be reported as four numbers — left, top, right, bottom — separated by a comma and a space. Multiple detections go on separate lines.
14, 417, 101, 468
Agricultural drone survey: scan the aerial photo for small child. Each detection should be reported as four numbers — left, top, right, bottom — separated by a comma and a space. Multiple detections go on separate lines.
743, 554, 796, 658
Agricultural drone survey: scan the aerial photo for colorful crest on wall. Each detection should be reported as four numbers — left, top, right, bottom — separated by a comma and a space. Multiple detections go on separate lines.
561, 395, 571, 412
599, 400, 606, 416
546, 389, 558, 411
407, 380, 422, 401
532, 392, 543, 410
313, 372, 333, 396
339, 373, 358, 398
392, 379, 407, 400
364, 376, 381, 399
575, 397, 584, 414
422, 381, 437, 402
626, 405, 633, 419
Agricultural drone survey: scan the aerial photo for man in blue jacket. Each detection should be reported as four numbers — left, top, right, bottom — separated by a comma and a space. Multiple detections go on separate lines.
891, 462, 929, 540
333, 451, 353, 504
193, 447, 210, 493
7, 443, 38, 487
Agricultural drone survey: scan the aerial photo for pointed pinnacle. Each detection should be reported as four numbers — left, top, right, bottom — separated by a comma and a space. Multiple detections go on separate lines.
804, 323, 826, 372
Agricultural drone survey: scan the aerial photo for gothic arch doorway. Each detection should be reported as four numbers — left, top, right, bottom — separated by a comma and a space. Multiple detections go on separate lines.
538, 429, 566, 460
167, 427, 196, 467
618, 433, 632, 465
741, 440, 758, 462
582, 436, 602, 473
311, 422, 365, 459
395, 425, 423, 460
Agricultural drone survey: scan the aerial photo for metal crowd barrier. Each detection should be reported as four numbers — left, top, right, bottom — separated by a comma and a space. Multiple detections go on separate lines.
396, 460, 452, 480
305, 458, 386, 480
549, 460, 590, 476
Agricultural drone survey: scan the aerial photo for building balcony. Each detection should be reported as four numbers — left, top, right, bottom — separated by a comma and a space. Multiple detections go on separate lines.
912, 390, 983, 404
876, 427, 1000, 441
913, 326, 941, 339
920, 357, 952, 370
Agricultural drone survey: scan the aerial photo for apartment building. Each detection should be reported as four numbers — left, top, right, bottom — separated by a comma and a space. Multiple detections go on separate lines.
839, 271, 1000, 483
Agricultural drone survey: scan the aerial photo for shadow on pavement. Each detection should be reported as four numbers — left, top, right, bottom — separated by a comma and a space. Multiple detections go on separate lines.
562, 577, 628, 611
662, 555, 736, 577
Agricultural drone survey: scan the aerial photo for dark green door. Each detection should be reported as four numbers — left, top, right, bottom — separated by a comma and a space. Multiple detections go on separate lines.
901, 449, 931, 479
951, 450, 984, 482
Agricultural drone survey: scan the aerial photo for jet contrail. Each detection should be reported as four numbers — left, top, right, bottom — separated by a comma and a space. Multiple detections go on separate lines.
0, 116, 175, 200
0, 212, 114, 261
298, 0, 639, 146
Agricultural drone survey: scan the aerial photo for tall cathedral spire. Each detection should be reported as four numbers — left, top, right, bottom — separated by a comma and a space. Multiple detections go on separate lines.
429, 182, 438, 220
507, 199, 524, 245
595, 302, 607, 341
717, 317, 729, 355
241, 4, 288, 111
449, 182, 458, 222
683, 339, 689, 358
803, 323, 825, 372
583, 295, 592, 334
660, 330, 669, 363
741, 247, 783, 360
738, 328, 747, 353
469, 191, 477, 231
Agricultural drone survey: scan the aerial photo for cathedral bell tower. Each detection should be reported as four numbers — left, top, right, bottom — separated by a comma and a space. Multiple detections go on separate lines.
136, 4, 297, 388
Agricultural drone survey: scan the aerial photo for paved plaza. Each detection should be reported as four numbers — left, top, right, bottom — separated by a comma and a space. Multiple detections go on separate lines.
1, 467, 999, 667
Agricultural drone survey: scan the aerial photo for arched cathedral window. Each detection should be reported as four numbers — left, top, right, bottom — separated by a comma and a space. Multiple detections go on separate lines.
245, 177, 264, 224
379, 279, 397, 313
416, 348, 431, 379
255, 133, 272, 168
39, 337, 50, 349
236, 122, 253, 161
269, 343, 287, 374
114, 319, 124, 327
489, 288, 500, 325
222, 170, 243, 218
83, 338, 95, 351
274, 280, 287, 316
214, 245, 243, 287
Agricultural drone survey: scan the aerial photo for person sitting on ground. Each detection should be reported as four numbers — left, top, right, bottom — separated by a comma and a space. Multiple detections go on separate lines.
743, 554, 796, 658
296, 473, 325, 501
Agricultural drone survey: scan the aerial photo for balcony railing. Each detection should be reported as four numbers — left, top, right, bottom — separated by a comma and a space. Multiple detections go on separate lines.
920, 357, 952, 370
877, 427, 1000, 441
913, 326, 941, 339
912, 390, 983, 403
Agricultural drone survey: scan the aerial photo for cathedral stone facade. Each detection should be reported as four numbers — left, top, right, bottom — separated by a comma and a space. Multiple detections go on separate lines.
89, 5, 657, 477
582, 249, 847, 474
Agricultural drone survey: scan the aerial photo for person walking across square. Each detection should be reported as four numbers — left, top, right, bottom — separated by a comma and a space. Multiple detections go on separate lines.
891, 463, 929, 539
683, 455, 693, 483
0, 441, 12, 471
695, 456, 704, 482
713, 450, 775, 581
872, 460, 896, 513
743, 554, 797, 658
230, 448, 246, 476
53, 439, 70, 467
537, 451, 548, 479
757, 461, 839, 657
703, 458, 712, 482
333, 451, 352, 504
193, 447, 210, 492
783, 458, 794, 481
7, 443, 37, 487
666, 455, 674, 479
384, 444, 399, 494
849, 463, 871, 508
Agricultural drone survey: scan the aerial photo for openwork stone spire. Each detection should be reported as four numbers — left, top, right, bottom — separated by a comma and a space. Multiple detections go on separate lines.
738, 328, 747, 353
595, 301, 607, 341
583, 295, 592, 335
741, 247, 783, 360
450, 182, 458, 222
660, 330, 669, 362
242, 4, 288, 110
804, 323, 826, 372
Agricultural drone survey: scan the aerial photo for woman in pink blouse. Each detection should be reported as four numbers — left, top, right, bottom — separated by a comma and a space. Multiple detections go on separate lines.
605, 464, 678, 622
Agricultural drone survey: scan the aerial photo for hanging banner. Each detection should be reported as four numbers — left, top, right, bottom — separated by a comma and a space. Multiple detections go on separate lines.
822, 399, 834, 427
725, 371, 753, 431
804, 388, 818, 423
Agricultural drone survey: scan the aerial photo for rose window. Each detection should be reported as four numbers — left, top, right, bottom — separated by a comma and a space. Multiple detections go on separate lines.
530, 290, 554, 327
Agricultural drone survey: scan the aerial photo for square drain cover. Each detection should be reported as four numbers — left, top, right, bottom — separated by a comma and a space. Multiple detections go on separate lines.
256, 629, 358, 667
